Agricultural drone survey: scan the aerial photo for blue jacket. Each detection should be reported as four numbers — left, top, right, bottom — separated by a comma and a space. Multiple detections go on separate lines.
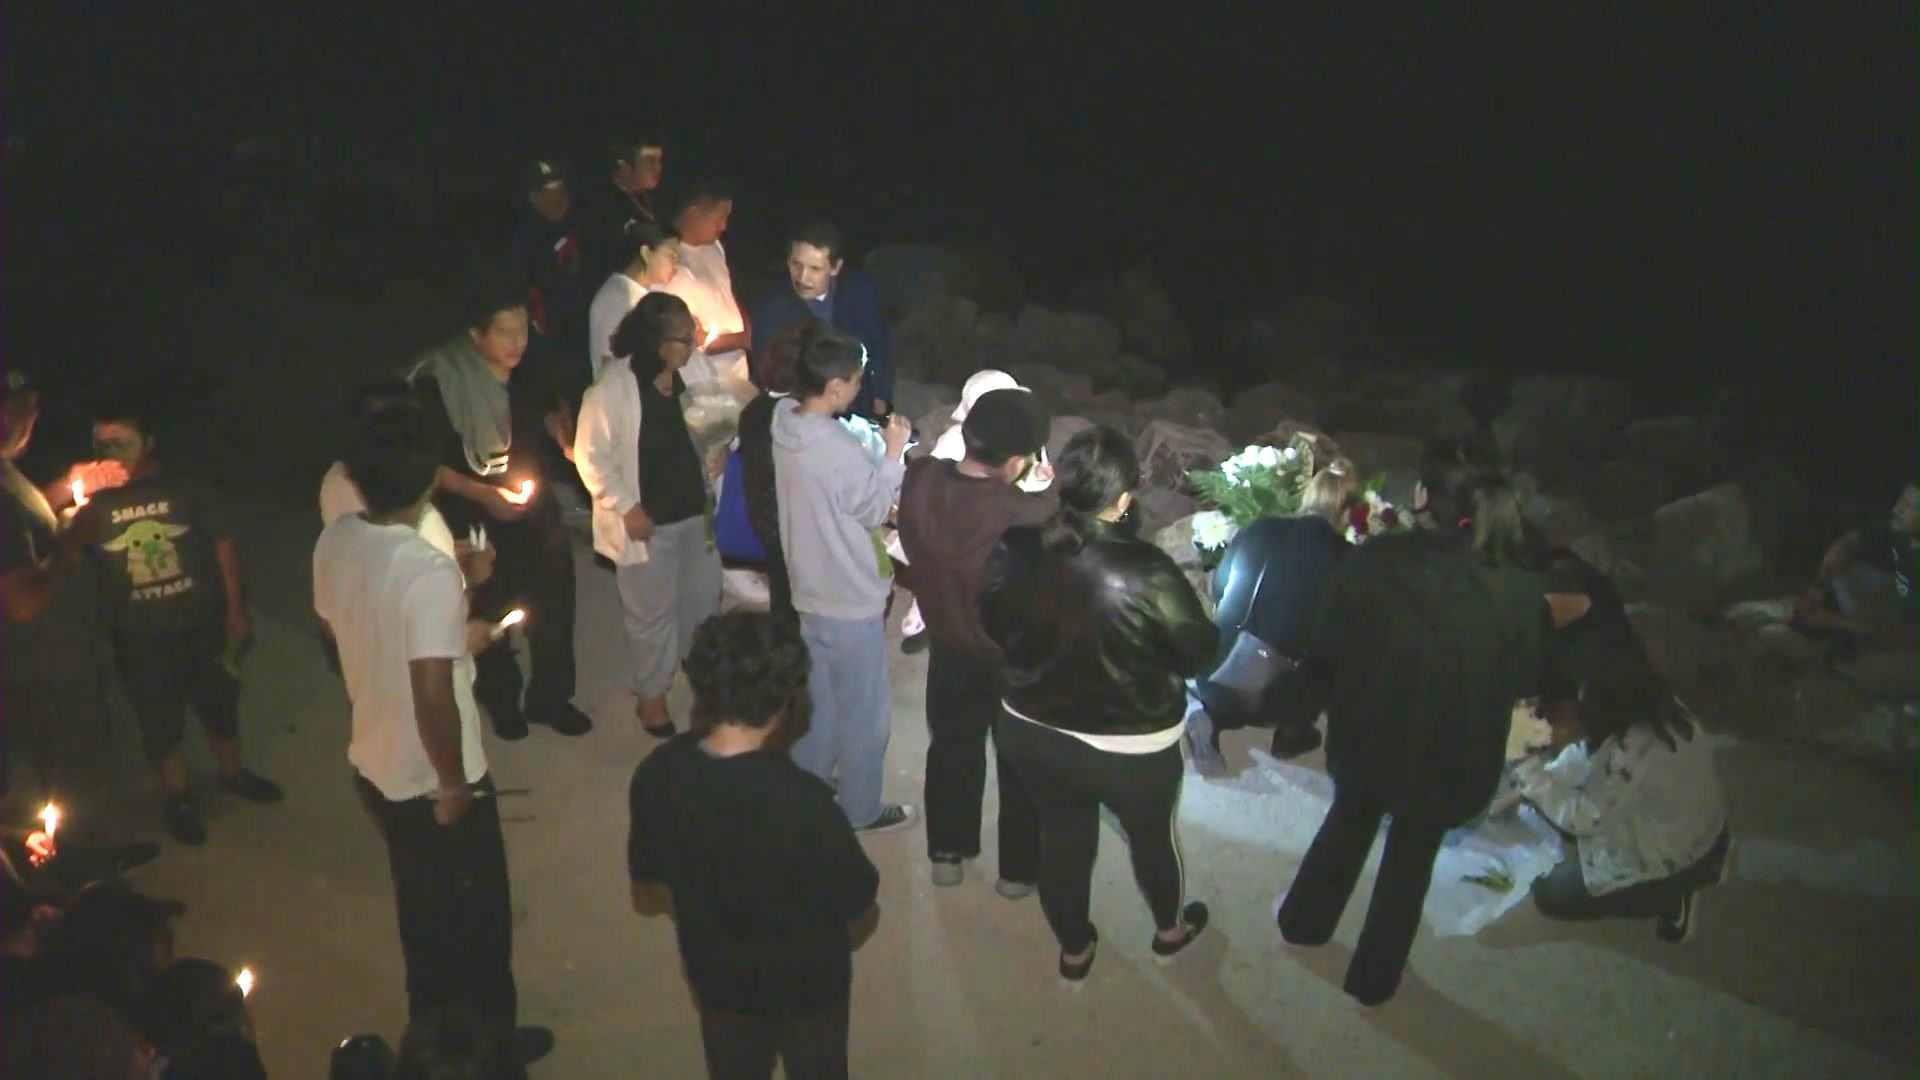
751, 270, 894, 420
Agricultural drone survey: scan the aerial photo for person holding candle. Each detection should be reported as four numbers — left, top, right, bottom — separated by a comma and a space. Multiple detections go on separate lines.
772, 324, 917, 834
411, 276, 592, 741
659, 178, 751, 388
0, 371, 161, 878
750, 220, 894, 422
628, 610, 879, 1080
77, 402, 283, 846
314, 401, 553, 1071
575, 291, 724, 738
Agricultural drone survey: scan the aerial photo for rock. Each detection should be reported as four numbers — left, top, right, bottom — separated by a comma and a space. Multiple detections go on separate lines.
1012, 305, 1121, 376
891, 293, 980, 382
1622, 414, 1731, 491
1550, 459, 1674, 523
1045, 415, 1097, 460
1109, 353, 1168, 398
1493, 375, 1632, 482
1133, 489, 1197, 540
863, 244, 1025, 316
1626, 604, 1739, 690
1135, 420, 1234, 493
1524, 493, 1598, 547
1652, 482, 1768, 590
913, 406, 958, 453
891, 377, 956, 423
1007, 362, 1093, 407
1153, 515, 1204, 570
1146, 387, 1225, 433
1328, 432, 1425, 496
1318, 393, 1478, 442
1223, 382, 1319, 445
1112, 270, 1193, 365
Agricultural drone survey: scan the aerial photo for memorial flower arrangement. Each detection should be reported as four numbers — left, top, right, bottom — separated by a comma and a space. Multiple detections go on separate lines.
1187, 434, 1410, 555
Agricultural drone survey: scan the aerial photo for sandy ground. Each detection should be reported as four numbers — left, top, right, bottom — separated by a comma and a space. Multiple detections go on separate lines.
42, 489, 1919, 1079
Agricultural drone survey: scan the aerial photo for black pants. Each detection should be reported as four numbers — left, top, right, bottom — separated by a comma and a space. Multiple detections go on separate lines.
472, 506, 576, 723
923, 647, 1039, 884
353, 773, 517, 1037
699, 1001, 849, 1080
1277, 782, 1449, 1005
995, 713, 1186, 955
1533, 828, 1731, 921
113, 623, 240, 761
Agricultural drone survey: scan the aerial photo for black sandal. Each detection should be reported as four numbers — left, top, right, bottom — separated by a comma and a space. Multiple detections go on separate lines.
1059, 928, 1099, 984
1152, 902, 1211, 962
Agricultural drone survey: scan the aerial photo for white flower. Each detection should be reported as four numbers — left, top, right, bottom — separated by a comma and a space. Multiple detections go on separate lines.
1220, 459, 1243, 484
1190, 511, 1239, 550
1254, 445, 1282, 468
1282, 445, 1299, 461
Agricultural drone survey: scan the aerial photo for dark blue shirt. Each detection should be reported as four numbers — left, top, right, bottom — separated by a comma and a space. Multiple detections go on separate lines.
751, 270, 893, 419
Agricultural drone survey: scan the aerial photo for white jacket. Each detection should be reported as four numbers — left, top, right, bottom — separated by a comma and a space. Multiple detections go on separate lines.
573, 360, 649, 566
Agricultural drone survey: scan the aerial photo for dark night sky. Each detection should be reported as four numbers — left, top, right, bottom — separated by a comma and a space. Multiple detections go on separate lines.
5, 5, 1916, 452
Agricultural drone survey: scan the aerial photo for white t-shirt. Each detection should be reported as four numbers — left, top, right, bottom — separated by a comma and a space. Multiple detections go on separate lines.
319, 462, 459, 560
314, 515, 487, 801
587, 274, 648, 379
661, 240, 747, 386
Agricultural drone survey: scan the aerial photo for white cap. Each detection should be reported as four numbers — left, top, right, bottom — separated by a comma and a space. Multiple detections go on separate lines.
951, 369, 1023, 422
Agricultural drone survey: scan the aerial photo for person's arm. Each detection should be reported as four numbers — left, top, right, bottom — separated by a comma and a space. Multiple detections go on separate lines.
803, 795, 881, 926
839, 444, 908, 530
42, 460, 129, 513
403, 567, 474, 824
1145, 551, 1222, 678
627, 764, 674, 916
574, 380, 652, 541
0, 504, 98, 624
1003, 485, 1062, 529
1816, 530, 1861, 584
215, 538, 248, 643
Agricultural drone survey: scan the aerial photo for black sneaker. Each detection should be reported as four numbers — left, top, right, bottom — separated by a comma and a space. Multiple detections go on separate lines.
856, 804, 917, 835
485, 698, 530, 741
1151, 901, 1210, 963
218, 768, 284, 803
901, 630, 930, 656
165, 795, 207, 847
529, 704, 593, 737
1059, 927, 1098, 984
1656, 891, 1697, 944
513, 1025, 555, 1066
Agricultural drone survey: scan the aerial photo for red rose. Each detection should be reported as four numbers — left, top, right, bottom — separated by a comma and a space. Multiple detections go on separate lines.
1347, 504, 1371, 532
1380, 506, 1400, 528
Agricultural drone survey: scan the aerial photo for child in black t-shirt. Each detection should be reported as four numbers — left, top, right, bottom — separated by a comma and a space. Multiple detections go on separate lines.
627, 611, 878, 1079
78, 405, 281, 846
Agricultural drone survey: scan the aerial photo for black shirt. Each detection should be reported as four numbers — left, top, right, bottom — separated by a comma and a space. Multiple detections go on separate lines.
415, 353, 565, 536
638, 372, 706, 527
0, 460, 103, 682
627, 735, 878, 1017
78, 470, 231, 636
1854, 518, 1917, 616
1210, 515, 1350, 658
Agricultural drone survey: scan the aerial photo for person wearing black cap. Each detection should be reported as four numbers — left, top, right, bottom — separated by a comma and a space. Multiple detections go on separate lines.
897, 388, 1055, 894
511, 159, 591, 408
0, 370, 160, 878
580, 135, 666, 285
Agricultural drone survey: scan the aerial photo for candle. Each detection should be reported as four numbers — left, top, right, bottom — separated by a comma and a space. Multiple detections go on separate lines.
70, 479, 86, 508
235, 967, 255, 998
499, 480, 535, 506
38, 802, 59, 841
492, 609, 525, 640
703, 324, 721, 348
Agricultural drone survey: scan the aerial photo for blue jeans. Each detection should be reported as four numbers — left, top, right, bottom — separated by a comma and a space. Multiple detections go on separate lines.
793, 614, 893, 828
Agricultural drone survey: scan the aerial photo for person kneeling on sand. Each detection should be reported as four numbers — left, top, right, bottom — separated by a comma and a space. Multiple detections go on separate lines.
1792, 482, 1918, 701
627, 611, 879, 1080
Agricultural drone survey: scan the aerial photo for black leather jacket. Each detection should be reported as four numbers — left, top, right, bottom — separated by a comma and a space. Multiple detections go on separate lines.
982, 521, 1219, 737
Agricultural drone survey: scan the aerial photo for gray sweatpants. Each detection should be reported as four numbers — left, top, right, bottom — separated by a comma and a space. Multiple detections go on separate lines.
792, 613, 892, 828
615, 517, 722, 699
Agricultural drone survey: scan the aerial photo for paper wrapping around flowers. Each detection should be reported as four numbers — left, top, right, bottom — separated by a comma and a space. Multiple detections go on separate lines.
1505, 699, 1553, 762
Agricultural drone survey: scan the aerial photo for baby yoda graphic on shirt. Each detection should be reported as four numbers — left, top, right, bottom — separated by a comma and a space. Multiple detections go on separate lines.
102, 517, 192, 588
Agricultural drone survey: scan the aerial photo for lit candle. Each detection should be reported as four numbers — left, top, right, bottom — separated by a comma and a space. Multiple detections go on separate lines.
235, 967, 255, 997
492, 609, 525, 640
38, 802, 59, 841
703, 324, 721, 349
70, 479, 86, 508
499, 480, 535, 505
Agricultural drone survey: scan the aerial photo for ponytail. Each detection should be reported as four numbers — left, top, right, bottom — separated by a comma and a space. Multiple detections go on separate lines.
1042, 426, 1139, 556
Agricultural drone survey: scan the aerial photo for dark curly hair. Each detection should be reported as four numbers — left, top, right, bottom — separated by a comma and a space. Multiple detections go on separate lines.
684, 611, 811, 731
611, 291, 693, 381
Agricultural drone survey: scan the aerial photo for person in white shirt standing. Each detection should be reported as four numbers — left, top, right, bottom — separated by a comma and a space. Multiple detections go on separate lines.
584, 224, 683, 381
313, 401, 553, 1073
659, 179, 750, 388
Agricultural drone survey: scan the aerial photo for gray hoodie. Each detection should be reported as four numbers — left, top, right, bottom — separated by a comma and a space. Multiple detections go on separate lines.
771, 398, 906, 619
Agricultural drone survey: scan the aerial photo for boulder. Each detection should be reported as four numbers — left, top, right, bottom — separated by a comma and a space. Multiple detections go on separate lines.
1651, 482, 1768, 591
1625, 604, 1739, 690
1550, 459, 1674, 523
1144, 387, 1225, 433
863, 244, 1025, 316
891, 293, 980, 382
913, 406, 958, 454
1078, 390, 1139, 436
1109, 353, 1168, 398
1011, 305, 1121, 376
1493, 375, 1632, 482
1153, 515, 1204, 570
891, 377, 957, 423
1112, 270, 1193, 365
1525, 493, 1598, 548
1135, 420, 1234, 493
1621, 414, 1731, 492
1007, 362, 1093, 408
1328, 432, 1424, 498
1133, 488, 1197, 540
1223, 382, 1319, 445
1045, 415, 1097, 460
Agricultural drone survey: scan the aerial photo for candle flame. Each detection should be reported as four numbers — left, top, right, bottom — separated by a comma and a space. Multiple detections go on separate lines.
38, 802, 59, 840
235, 968, 255, 997
498, 480, 536, 506
497, 609, 526, 631
70, 479, 86, 507
703, 325, 721, 348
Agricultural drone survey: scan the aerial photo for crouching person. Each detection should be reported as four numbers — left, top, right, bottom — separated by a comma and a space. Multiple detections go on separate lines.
1506, 638, 1731, 943
627, 611, 879, 1080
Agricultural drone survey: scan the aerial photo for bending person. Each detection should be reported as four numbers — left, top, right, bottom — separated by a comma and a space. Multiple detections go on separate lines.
983, 426, 1217, 983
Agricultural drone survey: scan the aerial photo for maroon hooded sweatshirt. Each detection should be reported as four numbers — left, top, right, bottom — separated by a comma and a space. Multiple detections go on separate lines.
897, 456, 1060, 661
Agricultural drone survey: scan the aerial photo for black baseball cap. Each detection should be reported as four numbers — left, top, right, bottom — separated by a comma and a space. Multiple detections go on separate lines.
962, 388, 1050, 460
521, 159, 568, 193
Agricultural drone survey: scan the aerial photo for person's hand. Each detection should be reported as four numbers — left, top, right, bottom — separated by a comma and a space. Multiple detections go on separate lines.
465, 618, 497, 656
1029, 458, 1055, 488
68, 459, 129, 498
58, 504, 103, 551
25, 830, 54, 868
882, 413, 912, 460
623, 504, 655, 542
455, 542, 496, 587
692, 317, 712, 348
483, 488, 531, 522
704, 445, 728, 481
432, 784, 472, 827
872, 398, 890, 418
225, 607, 251, 647
1544, 592, 1591, 629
